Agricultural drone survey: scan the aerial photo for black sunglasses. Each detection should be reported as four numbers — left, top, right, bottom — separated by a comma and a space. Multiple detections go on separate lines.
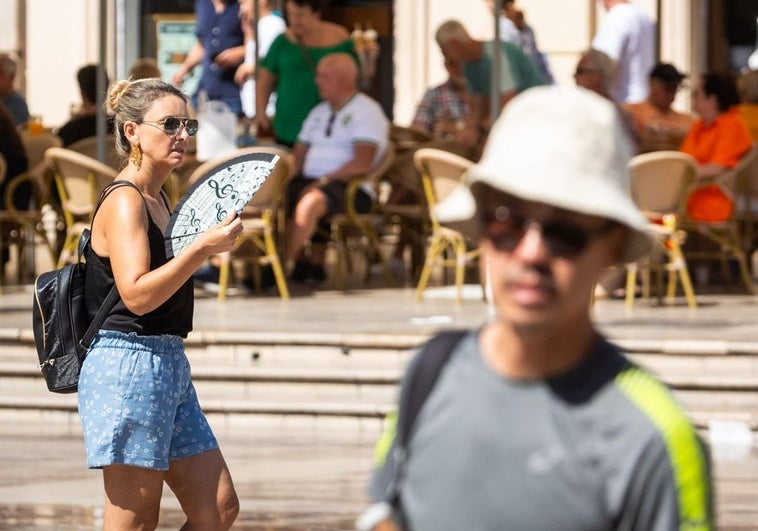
141, 116, 198, 136
481, 206, 617, 258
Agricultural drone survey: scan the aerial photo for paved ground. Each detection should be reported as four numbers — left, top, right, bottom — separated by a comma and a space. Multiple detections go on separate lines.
6, 281, 758, 343
0, 418, 380, 530
1, 284, 758, 529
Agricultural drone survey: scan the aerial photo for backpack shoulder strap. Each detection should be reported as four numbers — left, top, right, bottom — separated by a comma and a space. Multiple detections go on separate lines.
397, 329, 468, 449
91, 180, 142, 221
76, 181, 141, 355
79, 180, 142, 263
386, 329, 467, 512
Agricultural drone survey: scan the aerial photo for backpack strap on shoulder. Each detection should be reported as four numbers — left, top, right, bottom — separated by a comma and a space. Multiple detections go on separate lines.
91, 180, 142, 222
397, 329, 468, 449
387, 329, 467, 510
80, 180, 141, 263
76, 180, 140, 356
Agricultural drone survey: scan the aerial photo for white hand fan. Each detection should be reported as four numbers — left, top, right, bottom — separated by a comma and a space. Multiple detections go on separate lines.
165, 151, 279, 257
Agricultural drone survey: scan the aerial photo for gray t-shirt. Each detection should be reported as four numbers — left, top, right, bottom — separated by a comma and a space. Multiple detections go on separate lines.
370, 331, 713, 531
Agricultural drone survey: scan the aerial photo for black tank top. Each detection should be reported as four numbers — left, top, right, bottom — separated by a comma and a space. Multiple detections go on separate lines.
84, 181, 194, 338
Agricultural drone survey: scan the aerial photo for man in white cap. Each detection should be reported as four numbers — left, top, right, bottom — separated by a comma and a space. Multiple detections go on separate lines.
358, 86, 713, 531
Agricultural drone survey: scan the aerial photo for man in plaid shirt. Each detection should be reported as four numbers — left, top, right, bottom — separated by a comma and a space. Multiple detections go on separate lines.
410, 57, 470, 143
383, 58, 477, 274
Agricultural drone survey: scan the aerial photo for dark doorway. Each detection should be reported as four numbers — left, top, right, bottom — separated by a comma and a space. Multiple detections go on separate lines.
709, 0, 758, 71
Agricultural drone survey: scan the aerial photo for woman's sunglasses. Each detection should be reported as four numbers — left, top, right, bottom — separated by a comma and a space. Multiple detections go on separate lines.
481, 206, 617, 258
141, 116, 199, 136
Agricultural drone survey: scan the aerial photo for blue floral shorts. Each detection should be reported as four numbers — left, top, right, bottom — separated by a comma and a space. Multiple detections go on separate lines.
77, 330, 218, 470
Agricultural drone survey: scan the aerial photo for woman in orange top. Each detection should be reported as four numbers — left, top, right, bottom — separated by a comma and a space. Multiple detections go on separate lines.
681, 71, 753, 222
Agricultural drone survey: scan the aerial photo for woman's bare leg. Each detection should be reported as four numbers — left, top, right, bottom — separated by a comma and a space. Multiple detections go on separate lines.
166, 448, 239, 531
102, 464, 165, 530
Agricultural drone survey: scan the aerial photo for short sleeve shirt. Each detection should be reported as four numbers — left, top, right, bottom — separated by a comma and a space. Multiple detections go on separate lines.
410, 80, 468, 134
464, 41, 545, 97
2, 91, 29, 125
369, 331, 713, 530
298, 92, 389, 179
680, 108, 753, 170
194, 0, 244, 106
738, 103, 758, 141
592, 3, 655, 103
261, 35, 358, 145
464, 41, 517, 96
240, 13, 287, 118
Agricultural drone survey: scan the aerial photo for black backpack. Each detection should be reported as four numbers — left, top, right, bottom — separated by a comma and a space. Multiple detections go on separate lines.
31, 182, 133, 393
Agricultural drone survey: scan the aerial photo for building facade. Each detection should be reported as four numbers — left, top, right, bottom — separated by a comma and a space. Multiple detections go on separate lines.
1, 0, 756, 129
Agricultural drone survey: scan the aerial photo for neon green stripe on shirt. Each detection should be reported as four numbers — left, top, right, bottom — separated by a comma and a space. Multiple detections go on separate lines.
615, 366, 712, 530
373, 410, 398, 467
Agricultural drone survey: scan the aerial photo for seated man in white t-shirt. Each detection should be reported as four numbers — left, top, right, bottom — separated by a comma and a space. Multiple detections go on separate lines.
286, 52, 389, 284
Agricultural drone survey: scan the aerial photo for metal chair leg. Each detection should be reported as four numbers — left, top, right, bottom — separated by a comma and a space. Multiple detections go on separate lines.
264, 230, 289, 299
415, 237, 445, 301
217, 251, 232, 301
625, 263, 637, 310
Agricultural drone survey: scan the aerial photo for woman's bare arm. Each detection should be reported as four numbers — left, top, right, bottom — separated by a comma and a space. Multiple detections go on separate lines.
93, 187, 242, 315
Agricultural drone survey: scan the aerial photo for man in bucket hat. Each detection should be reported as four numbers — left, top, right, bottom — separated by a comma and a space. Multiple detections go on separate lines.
358, 86, 713, 531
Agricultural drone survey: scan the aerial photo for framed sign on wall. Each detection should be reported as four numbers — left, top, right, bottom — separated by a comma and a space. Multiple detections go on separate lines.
152, 14, 200, 99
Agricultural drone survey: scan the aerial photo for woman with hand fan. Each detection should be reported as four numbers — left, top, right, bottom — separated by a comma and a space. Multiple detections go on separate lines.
78, 78, 242, 530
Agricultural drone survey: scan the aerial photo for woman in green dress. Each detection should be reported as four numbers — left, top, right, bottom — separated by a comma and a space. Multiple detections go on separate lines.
255, 0, 359, 146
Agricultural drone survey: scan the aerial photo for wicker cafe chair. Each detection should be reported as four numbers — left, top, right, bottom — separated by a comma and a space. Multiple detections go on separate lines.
1, 132, 63, 284
735, 141, 758, 256
185, 146, 293, 300
390, 123, 434, 152
0, 154, 11, 288
66, 136, 122, 170
329, 143, 397, 290
412, 148, 479, 304
625, 151, 698, 309
44, 147, 118, 267
680, 143, 758, 294
20, 130, 63, 174
380, 124, 439, 279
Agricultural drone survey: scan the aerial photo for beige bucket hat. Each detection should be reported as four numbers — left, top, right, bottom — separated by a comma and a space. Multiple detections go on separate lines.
435, 85, 653, 263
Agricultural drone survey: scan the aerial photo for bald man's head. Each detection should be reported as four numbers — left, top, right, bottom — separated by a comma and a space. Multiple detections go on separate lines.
315, 53, 360, 106
318, 53, 359, 85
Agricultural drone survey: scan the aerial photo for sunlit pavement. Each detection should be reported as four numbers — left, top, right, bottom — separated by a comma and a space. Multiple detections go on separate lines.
1, 284, 757, 528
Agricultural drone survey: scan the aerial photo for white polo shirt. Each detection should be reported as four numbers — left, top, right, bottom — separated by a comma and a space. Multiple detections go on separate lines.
298, 92, 389, 180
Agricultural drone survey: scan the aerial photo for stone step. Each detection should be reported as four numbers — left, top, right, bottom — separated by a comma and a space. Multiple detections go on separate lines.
2, 361, 757, 390
1, 383, 754, 424
0, 394, 755, 437
1, 329, 757, 436
4, 338, 758, 372
6, 327, 758, 358
0, 335, 418, 371
0, 373, 399, 406
2, 369, 756, 426
626, 352, 758, 376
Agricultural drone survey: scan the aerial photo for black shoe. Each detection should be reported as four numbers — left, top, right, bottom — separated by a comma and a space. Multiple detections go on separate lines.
242, 265, 276, 292
193, 263, 220, 290
260, 265, 276, 289
289, 260, 310, 283
307, 264, 327, 284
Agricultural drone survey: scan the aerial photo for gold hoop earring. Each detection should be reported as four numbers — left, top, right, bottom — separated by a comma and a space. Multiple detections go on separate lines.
129, 142, 142, 168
